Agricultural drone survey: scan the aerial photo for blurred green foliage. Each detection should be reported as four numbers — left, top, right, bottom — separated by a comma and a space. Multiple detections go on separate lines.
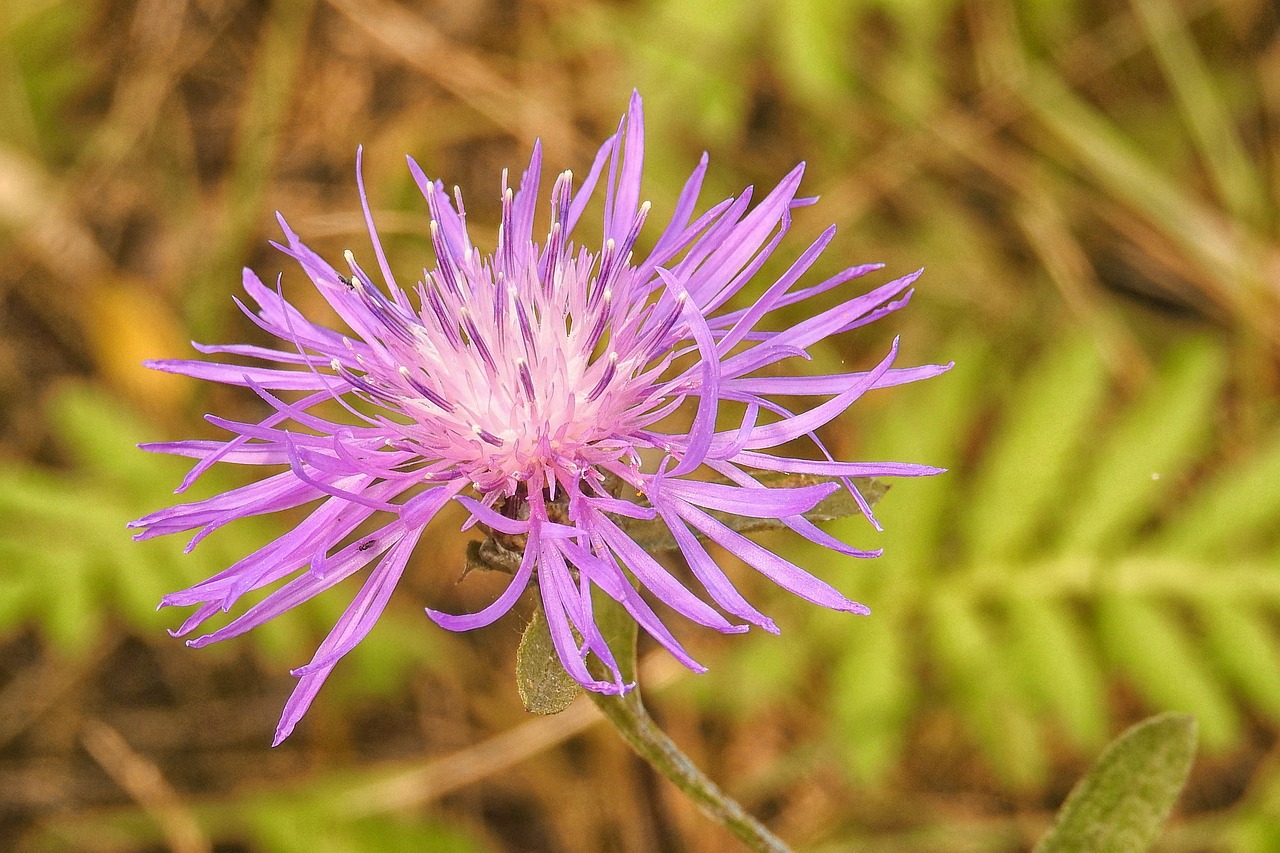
0, 384, 211, 654
0, 383, 441, 691
2, 0, 1279, 850
828, 331, 1280, 775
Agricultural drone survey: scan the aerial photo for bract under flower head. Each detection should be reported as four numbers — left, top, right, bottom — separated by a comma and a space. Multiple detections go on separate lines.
130, 91, 949, 745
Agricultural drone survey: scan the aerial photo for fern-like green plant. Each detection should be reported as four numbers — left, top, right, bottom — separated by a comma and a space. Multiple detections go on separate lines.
808, 328, 1280, 787
0, 383, 440, 697
0, 384, 243, 654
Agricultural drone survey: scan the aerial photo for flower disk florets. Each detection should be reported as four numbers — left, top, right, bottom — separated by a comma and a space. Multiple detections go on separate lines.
131, 92, 949, 745
377, 175, 662, 500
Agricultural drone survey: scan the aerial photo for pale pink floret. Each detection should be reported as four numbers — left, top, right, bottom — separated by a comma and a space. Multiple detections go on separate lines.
131, 92, 948, 745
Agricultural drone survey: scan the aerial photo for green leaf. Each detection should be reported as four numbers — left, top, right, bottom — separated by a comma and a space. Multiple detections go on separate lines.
1096, 596, 1239, 751
1152, 426, 1280, 558
686, 631, 804, 717
342, 611, 442, 699
245, 795, 485, 853
1129, 0, 1265, 226
4, 0, 92, 162
516, 606, 581, 715
0, 546, 42, 632
1034, 712, 1197, 853
964, 332, 1110, 562
865, 332, 990, 576
43, 550, 103, 655
1005, 596, 1108, 749
929, 595, 1047, 788
1197, 599, 1280, 722
1057, 338, 1224, 556
771, 0, 853, 104
47, 383, 162, 482
830, 614, 915, 783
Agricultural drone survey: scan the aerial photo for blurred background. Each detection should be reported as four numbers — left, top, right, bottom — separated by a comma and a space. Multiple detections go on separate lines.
2, 0, 1279, 850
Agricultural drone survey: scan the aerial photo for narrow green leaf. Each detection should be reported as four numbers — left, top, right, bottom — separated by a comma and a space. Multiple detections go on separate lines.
0, 544, 43, 633
253, 608, 320, 668
965, 332, 1110, 561
1005, 597, 1108, 749
1109, 556, 1280, 602
342, 613, 440, 699
1152, 426, 1280, 558
830, 615, 914, 783
44, 551, 103, 655
109, 548, 175, 628
0, 464, 98, 515
1096, 596, 1239, 751
771, 0, 852, 104
685, 632, 805, 718
0, 1, 44, 152
246, 795, 484, 853
516, 606, 581, 715
46, 384, 171, 484
929, 596, 1047, 788
1058, 338, 1225, 556
4, 0, 91, 161
1034, 712, 1197, 853
1197, 599, 1280, 722
864, 332, 990, 576
1129, 0, 1265, 226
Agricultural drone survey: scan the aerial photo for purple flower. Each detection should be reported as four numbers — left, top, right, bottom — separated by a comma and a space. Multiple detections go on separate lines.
131, 92, 948, 744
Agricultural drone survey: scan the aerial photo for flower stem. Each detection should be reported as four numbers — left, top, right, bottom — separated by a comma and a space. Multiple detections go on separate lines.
587, 687, 792, 852
586, 589, 792, 852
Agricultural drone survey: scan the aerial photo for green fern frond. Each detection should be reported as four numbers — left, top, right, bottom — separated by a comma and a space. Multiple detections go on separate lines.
804, 329, 1280, 787
0, 384, 440, 700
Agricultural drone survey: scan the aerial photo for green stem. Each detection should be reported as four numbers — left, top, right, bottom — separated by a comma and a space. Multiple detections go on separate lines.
584, 589, 792, 852
587, 687, 792, 852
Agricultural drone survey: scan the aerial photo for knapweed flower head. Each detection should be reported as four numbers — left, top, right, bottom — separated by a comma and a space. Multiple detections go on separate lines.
131, 92, 948, 744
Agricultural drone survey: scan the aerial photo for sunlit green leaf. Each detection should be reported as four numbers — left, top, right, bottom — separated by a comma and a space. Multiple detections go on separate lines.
965, 332, 1110, 562
1005, 596, 1107, 749
1129, 0, 1265, 226
830, 614, 915, 783
929, 595, 1047, 788
1057, 338, 1224, 556
1096, 596, 1239, 751
1197, 599, 1280, 721
1152, 426, 1280, 558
